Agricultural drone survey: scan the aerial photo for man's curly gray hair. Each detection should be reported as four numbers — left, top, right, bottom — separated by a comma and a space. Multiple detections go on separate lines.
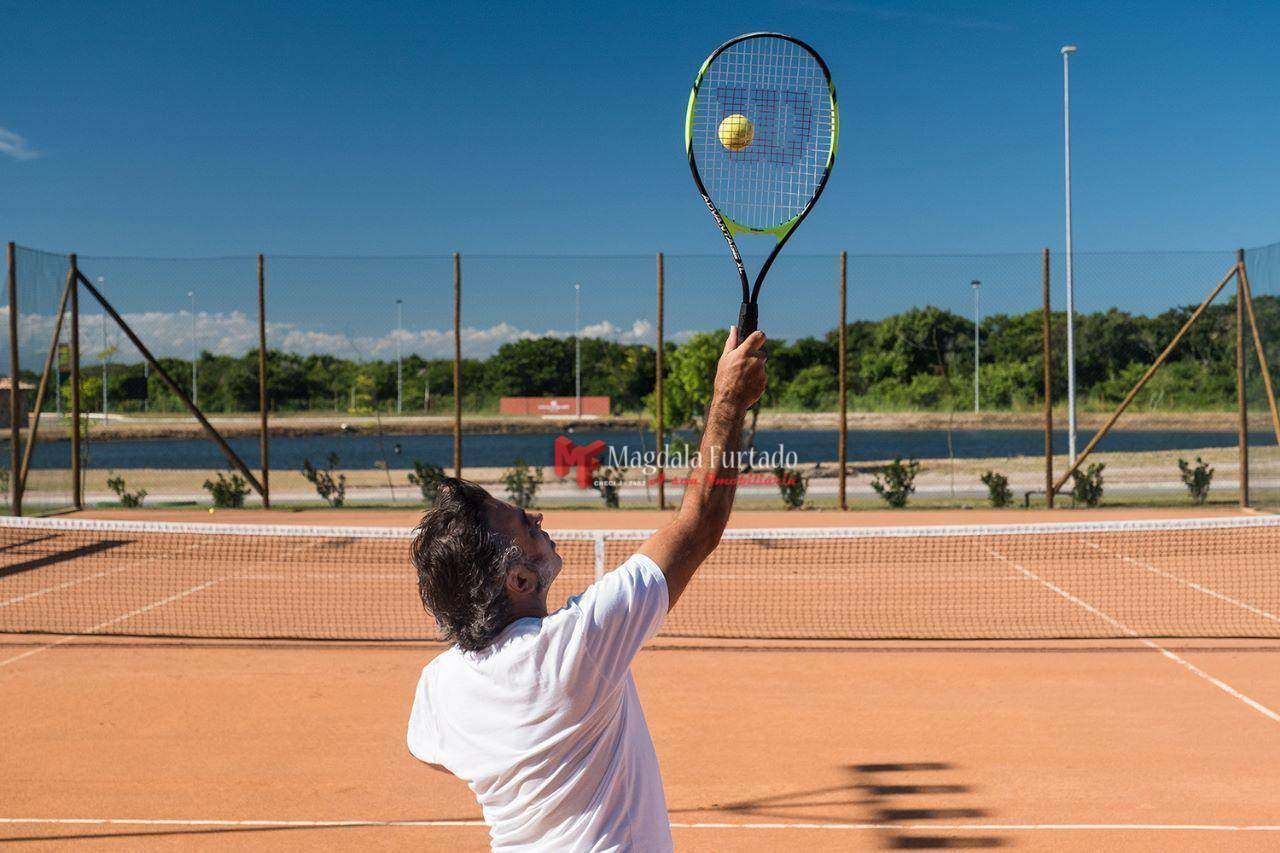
411, 478, 547, 651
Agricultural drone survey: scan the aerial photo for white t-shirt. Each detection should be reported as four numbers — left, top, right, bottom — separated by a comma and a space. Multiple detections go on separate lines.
407, 553, 671, 852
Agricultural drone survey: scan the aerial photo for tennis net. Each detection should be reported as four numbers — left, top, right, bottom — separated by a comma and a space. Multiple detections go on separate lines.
2, 515, 1279, 641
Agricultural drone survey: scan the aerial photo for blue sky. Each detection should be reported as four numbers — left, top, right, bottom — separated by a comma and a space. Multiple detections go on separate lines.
3, 1, 1278, 364
5, 0, 1278, 257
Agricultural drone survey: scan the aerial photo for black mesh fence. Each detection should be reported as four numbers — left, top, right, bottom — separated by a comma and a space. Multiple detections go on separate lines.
3, 243, 1276, 510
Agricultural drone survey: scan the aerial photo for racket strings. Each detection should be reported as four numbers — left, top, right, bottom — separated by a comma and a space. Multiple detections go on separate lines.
693, 36, 833, 232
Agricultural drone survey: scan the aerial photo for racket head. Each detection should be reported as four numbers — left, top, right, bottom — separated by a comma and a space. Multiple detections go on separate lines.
685, 33, 839, 244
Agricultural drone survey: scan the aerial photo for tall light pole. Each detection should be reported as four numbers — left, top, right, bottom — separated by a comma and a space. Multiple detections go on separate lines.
574, 283, 582, 417
1062, 44, 1079, 462
395, 298, 403, 415
188, 291, 197, 408
971, 280, 981, 414
98, 277, 107, 418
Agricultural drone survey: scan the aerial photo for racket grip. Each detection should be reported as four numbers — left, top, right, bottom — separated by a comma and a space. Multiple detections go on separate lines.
736, 302, 758, 339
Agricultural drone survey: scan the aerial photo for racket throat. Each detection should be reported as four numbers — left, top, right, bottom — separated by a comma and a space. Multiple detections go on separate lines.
737, 301, 758, 337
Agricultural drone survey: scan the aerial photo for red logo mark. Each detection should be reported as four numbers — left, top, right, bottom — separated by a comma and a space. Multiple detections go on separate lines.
554, 436, 606, 489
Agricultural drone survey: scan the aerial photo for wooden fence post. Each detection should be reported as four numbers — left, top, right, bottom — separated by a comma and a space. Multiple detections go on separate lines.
453, 253, 462, 479
6, 243, 19, 515
1043, 248, 1053, 508
258, 254, 270, 508
656, 252, 665, 511
838, 251, 847, 511
1237, 248, 1248, 507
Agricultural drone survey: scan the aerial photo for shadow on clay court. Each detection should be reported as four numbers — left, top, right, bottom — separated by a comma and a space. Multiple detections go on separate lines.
0, 537, 128, 580
671, 760, 1005, 849
853, 762, 1004, 849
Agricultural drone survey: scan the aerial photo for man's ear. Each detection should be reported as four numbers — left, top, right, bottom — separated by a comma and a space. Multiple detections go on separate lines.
505, 562, 539, 597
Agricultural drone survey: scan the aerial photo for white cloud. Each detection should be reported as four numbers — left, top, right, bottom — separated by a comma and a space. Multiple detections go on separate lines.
0, 128, 39, 160
579, 319, 654, 343
1, 307, 663, 366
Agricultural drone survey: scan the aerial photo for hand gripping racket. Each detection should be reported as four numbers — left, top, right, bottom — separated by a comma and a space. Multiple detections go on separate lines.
685, 32, 839, 337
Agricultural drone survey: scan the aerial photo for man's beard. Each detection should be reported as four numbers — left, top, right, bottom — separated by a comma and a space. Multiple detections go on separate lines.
532, 555, 562, 592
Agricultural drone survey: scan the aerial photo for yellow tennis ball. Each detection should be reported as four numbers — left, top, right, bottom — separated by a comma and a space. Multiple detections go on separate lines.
208, 507, 215, 514
718, 114, 754, 151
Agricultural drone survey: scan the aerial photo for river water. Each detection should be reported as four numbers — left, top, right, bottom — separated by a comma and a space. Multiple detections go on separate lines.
20, 427, 1269, 470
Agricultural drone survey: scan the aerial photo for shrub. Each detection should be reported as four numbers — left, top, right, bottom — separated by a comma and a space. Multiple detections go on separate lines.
1070, 462, 1106, 507
593, 464, 627, 508
203, 470, 249, 508
871, 456, 919, 508
408, 460, 447, 505
980, 471, 1013, 508
1177, 457, 1214, 504
502, 458, 543, 508
107, 474, 147, 508
774, 465, 809, 509
302, 452, 346, 508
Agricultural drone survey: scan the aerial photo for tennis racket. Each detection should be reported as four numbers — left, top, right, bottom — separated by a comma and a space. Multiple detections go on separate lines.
685, 32, 839, 337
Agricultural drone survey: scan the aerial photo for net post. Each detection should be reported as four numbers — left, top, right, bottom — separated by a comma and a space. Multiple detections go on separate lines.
655, 252, 666, 511
70, 254, 81, 510
452, 252, 462, 478
1237, 248, 1248, 508
1043, 248, 1053, 508
838, 251, 847, 511
257, 254, 270, 509
6, 242, 19, 515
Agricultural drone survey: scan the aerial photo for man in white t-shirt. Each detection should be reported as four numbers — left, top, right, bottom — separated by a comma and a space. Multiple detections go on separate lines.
407, 326, 767, 851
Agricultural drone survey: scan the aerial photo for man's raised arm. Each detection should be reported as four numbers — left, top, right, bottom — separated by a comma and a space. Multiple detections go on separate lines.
640, 327, 766, 609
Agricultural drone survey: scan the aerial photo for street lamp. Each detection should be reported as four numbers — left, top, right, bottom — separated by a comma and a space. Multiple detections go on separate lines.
188, 291, 197, 407
574, 283, 582, 418
971, 280, 981, 414
396, 299, 403, 415
1062, 44, 1079, 461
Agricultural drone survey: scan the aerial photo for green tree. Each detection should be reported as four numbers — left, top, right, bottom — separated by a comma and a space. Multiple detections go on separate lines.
651, 331, 724, 431
485, 338, 576, 397
782, 364, 837, 410
579, 339, 654, 413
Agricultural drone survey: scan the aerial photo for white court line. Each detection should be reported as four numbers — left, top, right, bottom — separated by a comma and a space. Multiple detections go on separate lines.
1083, 539, 1280, 625
0, 579, 225, 668
0, 537, 228, 668
2, 817, 1280, 832
985, 546, 1280, 723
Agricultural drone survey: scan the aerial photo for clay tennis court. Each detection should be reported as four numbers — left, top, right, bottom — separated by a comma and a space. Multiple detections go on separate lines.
3, 507, 1279, 851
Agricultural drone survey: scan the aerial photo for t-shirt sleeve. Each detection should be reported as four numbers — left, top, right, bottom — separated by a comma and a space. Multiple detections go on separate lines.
557, 552, 668, 685
406, 667, 442, 765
